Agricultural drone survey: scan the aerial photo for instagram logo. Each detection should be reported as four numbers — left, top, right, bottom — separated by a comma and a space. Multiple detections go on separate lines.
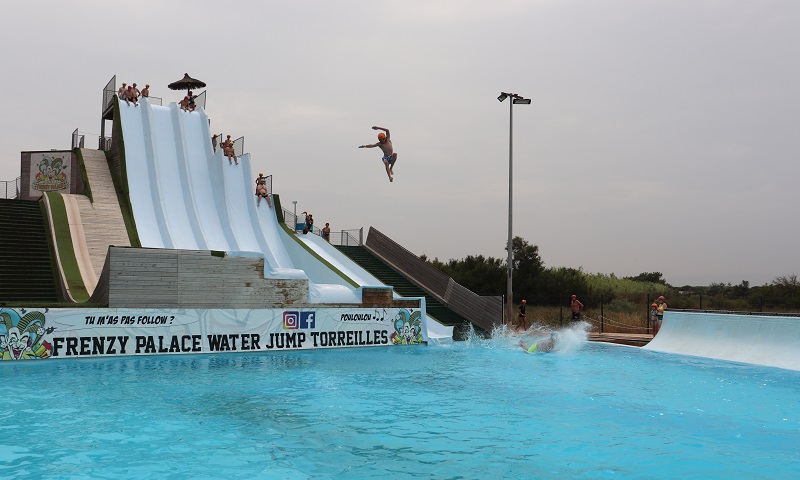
283, 311, 299, 330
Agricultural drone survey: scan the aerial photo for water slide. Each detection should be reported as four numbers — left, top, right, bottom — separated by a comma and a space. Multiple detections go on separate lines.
644, 311, 800, 371
116, 98, 358, 302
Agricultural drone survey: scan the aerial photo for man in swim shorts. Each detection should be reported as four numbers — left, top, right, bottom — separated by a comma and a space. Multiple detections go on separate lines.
517, 299, 528, 332
654, 296, 667, 334
358, 125, 397, 182
255, 173, 271, 207
221, 135, 238, 165
570, 294, 584, 321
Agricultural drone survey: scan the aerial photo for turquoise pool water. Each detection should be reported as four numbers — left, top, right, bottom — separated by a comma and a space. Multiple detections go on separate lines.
1, 327, 798, 479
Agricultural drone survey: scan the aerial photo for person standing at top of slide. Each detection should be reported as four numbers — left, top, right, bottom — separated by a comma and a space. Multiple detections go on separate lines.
358, 126, 398, 182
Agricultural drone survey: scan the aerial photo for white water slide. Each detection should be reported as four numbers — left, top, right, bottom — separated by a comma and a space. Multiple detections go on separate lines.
644, 311, 800, 371
117, 98, 361, 303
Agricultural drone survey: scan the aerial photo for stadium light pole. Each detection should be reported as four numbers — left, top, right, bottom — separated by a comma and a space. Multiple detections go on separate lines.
497, 92, 531, 326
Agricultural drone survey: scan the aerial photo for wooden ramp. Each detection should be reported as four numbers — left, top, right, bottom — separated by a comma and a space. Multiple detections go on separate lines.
589, 332, 653, 347
63, 149, 130, 293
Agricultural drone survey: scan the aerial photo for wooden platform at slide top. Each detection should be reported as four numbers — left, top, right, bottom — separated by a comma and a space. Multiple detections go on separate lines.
589, 332, 653, 347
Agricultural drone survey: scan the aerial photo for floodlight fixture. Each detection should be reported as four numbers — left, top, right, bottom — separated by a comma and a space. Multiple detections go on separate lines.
513, 97, 531, 104
497, 92, 509, 102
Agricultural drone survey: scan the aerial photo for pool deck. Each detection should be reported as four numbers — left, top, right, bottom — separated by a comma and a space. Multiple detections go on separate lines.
589, 332, 653, 347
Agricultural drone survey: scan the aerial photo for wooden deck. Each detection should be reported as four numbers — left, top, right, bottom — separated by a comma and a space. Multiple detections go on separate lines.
588, 332, 653, 347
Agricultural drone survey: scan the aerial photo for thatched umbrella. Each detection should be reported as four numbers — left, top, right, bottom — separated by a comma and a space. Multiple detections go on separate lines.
168, 73, 206, 95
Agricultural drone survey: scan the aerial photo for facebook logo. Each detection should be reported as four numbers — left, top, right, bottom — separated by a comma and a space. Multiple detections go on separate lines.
300, 312, 316, 329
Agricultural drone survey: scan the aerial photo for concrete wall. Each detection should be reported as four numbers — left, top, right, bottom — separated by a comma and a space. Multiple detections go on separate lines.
104, 247, 422, 311
107, 247, 307, 308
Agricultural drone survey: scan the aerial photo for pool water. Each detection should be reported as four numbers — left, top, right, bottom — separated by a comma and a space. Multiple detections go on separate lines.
1, 325, 798, 479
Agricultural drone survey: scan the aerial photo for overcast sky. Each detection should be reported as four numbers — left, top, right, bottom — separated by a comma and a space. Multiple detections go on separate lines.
2, 0, 798, 286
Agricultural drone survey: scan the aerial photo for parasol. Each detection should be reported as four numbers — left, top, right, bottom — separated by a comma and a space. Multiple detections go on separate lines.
168, 73, 206, 95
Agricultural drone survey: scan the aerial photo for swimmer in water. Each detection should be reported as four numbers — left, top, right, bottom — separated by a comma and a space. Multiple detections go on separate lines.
518, 333, 557, 353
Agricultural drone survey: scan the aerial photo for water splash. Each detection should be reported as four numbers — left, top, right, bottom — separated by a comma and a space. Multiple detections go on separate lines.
457, 320, 591, 353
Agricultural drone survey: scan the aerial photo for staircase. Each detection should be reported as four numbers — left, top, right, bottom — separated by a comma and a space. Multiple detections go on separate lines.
0, 199, 59, 303
336, 245, 475, 338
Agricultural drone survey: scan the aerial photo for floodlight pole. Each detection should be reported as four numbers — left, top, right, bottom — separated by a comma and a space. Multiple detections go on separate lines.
498, 92, 530, 326
506, 96, 514, 327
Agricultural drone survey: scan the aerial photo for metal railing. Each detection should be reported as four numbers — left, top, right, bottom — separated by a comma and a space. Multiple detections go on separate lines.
1, 177, 20, 199
280, 207, 363, 245
194, 90, 206, 109
214, 135, 245, 157
72, 129, 113, 150
365, 227, 503, 331
312, 228, 363, 246
71, 128, 85, 149
142, 95, 163, 106
102, 75, 116, 113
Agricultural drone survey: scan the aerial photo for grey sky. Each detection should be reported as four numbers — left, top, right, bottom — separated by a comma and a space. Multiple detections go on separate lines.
2, 0, 798, 286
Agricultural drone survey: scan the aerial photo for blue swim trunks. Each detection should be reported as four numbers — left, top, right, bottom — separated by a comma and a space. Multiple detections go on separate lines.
382, 154, 396, 166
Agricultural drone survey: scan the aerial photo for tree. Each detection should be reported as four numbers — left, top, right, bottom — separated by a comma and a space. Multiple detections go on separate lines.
624, 272, 667, 285
510, 236, 545, 302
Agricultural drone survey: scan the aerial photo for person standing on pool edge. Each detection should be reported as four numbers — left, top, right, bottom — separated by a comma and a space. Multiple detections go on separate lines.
358, 125, 397, 182
654, 296, 667, 334
570, 294, 584, 321
516, 300, 528, 332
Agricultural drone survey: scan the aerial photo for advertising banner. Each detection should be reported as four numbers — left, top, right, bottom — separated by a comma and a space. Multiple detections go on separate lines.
29, 152, 71, 194
0, 307, 426, 361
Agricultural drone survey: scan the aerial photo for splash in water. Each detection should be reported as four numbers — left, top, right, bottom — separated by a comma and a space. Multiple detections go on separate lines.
472, 321, 591, 354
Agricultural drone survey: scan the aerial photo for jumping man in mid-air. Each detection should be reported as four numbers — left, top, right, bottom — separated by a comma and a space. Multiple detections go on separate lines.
358, 126, 397, 182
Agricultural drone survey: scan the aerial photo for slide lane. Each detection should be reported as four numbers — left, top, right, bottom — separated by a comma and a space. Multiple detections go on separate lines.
644, 311, 800, 371
221, 154, 268, 254
298, 234, 384, 287
179, 107, 232, 251
118, 98, 169, 248
148, 102, 200, 249
169, 104, 207, 249
195, 108, 240, 251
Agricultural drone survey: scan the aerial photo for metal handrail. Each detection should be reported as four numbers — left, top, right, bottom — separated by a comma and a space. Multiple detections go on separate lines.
214, 135, 245, 157
194, 91, 206, 109
71, 128, 85, 149
280, 207, 363, 245
102, 75, 116, 113
1, 177, 21, 199
141, 95, 163, 106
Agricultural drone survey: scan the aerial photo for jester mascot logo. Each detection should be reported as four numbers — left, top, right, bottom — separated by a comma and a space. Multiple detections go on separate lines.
391, 309, 424, 345
0, 309, 52, 360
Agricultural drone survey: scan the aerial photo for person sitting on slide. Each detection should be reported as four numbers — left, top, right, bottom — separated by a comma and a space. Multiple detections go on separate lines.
517, 333, 558, 353
125, 86, 138, 106
358, 125, 398, 182
221, 135, 238, 165
255, 173, 271, 207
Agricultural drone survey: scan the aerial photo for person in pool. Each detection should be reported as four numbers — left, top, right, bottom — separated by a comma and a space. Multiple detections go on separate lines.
518, 333, 558, 353
358, 125, 397, 182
